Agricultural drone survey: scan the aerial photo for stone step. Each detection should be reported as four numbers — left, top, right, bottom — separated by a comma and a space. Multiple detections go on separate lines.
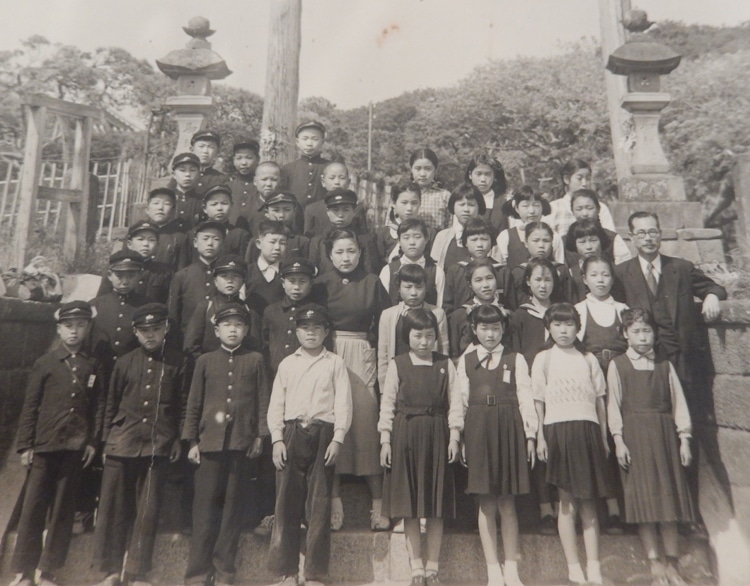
1, 529, 713, 585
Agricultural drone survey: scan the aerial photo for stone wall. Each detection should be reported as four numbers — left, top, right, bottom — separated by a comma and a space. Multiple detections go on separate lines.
701, 299, 750, 585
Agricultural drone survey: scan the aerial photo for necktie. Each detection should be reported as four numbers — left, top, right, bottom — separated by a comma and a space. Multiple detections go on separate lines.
646, 262, 658, 296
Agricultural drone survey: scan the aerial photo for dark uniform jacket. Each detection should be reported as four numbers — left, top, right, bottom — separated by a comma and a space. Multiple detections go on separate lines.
281, 154, 330, 229
227, 174, 260, 231
168, 259, 218, 333
102, 346, 188, 458
16, 346, 104, 453
96, 258, 173, 304
182, 346, 270, 453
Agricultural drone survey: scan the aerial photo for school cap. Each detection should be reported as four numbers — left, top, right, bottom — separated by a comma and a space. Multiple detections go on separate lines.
213, 254, 247, 277
295, 120, 326, 137
213, 302, 251, 325
280, 257, 317, 278
260, 191, 298, 211
324, 188, 357, 208
109, 249, 145, 272
172, 152, 201, 169
233, 138, 260, 154
132, 303, 169, 328
194, 220, 227, 236
295, 304, 329, 326
128, 220, 160, 239
55, 300, 95, 323
191, 129, 221, 146
202, 184, 233, 202
148, 186, 176, 201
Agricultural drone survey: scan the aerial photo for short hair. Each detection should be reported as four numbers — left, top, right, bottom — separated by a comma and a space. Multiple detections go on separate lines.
401, 307, 439, 344
395, 263, 427, 287
257, 219, 290, 238
570, 188, 601, 211
397, 218, 429, 239
324, 227, 360, 257
390, 181, 422, 203
627, 211, 661, 232
323, 160, 349, 175
560, 158, 591, 186
461, 218, 497, 246
501, 185, 551, 218
620, 307, 657, 332
465, 153, 507, 195
565, 219, 609, 253
464, 258, 496, 283
524, 220, 554, 241
448, 183, 487, 215
521, 257, 558, 296
468, 304, 508, 329
581, 254, 615, 276
256, 160, 281, 173
409, 148, 439, 168
543, 302, 581, 331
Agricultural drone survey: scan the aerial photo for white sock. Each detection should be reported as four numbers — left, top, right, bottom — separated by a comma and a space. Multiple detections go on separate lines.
371, 497, 383, 516
568, 563, 586, 584
607, 498, 620, 516
487, 562, 504, 585
504, 560, 519, 580
411, 559, 425, 578
540, 502, 554, 517
425, 560, 439, 576
587, 560, 602, 584
331, 497, 343, 514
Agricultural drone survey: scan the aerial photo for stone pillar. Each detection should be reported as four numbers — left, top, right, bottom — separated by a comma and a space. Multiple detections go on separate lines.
156, 17, 231, 157
605, 12, 724, 265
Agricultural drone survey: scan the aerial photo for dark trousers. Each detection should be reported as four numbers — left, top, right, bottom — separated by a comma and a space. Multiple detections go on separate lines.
185, 451, 252, 585
246, 436, 276, 526
12, 451, 83, 575
268, 422, 334, 581
93, 456, 167, 577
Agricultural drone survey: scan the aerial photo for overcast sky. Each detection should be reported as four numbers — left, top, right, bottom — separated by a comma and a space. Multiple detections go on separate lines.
1, 0, 749, 109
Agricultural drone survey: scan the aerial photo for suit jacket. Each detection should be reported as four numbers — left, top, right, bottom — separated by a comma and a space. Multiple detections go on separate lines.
377, 302, 449, 390
613, 254, 726, 358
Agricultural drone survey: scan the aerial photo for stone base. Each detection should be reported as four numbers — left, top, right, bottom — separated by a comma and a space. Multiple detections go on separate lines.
610, 200, 703, 230
618, 174, 687, 203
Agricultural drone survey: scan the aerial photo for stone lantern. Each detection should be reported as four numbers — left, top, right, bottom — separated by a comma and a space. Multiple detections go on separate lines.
156, 16, 232, 156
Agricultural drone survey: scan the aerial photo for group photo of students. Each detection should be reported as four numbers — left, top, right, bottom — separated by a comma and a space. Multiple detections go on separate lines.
10, 120, 728, 586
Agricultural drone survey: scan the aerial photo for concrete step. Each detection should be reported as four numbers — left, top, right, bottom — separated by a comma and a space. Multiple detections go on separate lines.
1, 529, 714, 585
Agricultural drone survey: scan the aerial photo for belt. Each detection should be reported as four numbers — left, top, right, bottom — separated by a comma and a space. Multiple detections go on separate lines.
468, 395, 517, 406
284, 417, 330, 429
397, 406, 446, 417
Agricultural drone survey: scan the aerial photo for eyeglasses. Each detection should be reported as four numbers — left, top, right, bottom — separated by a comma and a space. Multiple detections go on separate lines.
632, 229, 661, 239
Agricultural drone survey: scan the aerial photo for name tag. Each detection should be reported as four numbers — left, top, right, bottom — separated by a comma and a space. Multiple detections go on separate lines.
502, 370, 511, 384
87, 375, 96, 388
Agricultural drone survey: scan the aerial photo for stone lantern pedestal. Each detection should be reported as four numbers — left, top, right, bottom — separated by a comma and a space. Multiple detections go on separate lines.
606, 33, 724, 264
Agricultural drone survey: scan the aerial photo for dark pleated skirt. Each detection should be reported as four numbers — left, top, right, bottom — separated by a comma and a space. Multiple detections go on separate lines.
382, 413, 455, 519
545, 420, 614, 500
464, 404, 530, 496
620, 412, 695, 523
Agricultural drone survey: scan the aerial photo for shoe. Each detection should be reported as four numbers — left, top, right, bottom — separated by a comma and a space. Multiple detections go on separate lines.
129, 581, 152, 586
304, 581, 325, 586
370, 510, 391, 531
392, 519, 404, 533
37, 579, 58, 586
253, 515, 274, 537
503, 574, 523, 586
425, 574, 440, 584
538, 514, 557, 535
8, 574, 33, 586
330, 509, 343, 532
603, 514, 624, 535
420, 518, 427, 534
664, 564, 687, 586
686, 522, 709, 540
277, 576, 298, 586
93, 574, 120, 586
410, 576, 425, 585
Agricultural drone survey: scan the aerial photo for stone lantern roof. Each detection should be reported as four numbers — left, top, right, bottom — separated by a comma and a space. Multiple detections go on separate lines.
156, 16, 232, 81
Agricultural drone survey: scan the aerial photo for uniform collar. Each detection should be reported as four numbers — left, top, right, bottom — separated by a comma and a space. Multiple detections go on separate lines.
585, 293, 616, 305
409, 351, 434, 365
400, 255, 426, 268
221, 344, 242, 355
627, 346, 656, 361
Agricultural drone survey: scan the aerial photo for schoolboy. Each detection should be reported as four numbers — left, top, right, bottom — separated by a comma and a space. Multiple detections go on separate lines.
303, 161, 368, 238
377, 264, 449, 390
190, 129, 230, 198
143, 187, 191, 272
309, 188, 379, 275
200, 185, 250, 259
443, 218, 502, 316
245, 219, 289, 314
89, 250, 151, 378
227, 138, 261, 230
183, 254, 262, 360
168, 152, 203, 227
246, 192, 310, 263
378, 217, 445, 307
11, 302, 103, 586
96, 220, 173, 304
92, 303, 189, 586
183, 303, 270, 586
280, 121, 330, 215
267, 305, 352, 586
168, 221, 226, 337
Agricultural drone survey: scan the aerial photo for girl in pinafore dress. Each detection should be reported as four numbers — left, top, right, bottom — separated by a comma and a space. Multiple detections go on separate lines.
379, 309, 462, 585
532, 303, 613, 586
317, 228, 392, 531
575, 255, 629, 535
430, 183, 486, 270
458, 305, 537, 586
608, 308, 694, 586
